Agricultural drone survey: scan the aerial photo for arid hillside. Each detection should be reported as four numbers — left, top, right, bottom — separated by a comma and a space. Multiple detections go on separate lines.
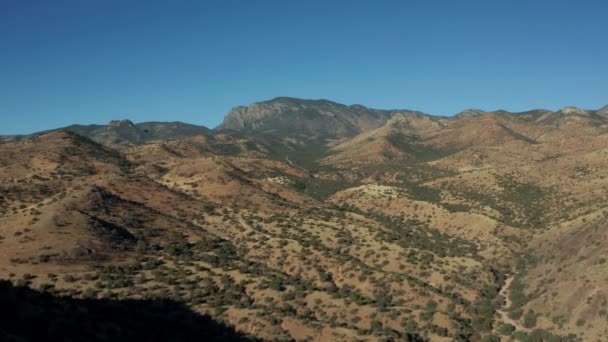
1, 99, 608, 341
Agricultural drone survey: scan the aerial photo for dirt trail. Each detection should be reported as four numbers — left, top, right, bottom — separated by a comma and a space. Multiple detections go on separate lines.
496, 276, 529, 334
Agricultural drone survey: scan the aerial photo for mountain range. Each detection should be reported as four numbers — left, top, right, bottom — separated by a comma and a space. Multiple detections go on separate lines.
1, 97, 608, 341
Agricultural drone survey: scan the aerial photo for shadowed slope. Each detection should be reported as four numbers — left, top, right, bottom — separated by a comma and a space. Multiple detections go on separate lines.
0, 280, 256, 342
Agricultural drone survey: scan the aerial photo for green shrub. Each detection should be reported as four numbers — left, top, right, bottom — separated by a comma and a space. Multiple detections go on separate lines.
498, 323, 515, 336
523, 310, 537, 328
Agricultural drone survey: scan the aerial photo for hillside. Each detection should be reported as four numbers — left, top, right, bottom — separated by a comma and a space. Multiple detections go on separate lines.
1, 99, 608, 341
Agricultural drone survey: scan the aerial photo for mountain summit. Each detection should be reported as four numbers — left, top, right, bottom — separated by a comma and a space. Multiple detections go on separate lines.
216, 97, 403, 141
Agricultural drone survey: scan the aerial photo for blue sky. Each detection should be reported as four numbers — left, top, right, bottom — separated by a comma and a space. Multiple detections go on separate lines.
1, 0, 607, 134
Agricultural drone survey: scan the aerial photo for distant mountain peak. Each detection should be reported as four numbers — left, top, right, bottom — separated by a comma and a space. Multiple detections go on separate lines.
455, 109, 486, 118
59, 121, 209, 148
216, 97, 397, 140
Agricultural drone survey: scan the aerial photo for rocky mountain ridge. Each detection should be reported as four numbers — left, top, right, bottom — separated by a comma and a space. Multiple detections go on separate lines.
3, 98, 607, 150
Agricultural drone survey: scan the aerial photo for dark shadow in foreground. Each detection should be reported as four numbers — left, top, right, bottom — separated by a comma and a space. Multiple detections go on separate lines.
0, 280, 258, 342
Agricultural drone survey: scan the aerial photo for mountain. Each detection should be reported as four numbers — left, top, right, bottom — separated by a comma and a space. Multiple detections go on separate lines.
215, 97, 432, 168
217, 97, 425, 141
63, 120, 211, 148
322, 112, 446, 167
216, 99, 608, 169
454, 108, 487, 118
321, 104, 608, 168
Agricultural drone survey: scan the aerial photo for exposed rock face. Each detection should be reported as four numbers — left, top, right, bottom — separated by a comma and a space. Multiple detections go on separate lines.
557, 107, 590, 116
386, 112, 441, 131
108, 119, 136, 128
219, 101, 296, 131
216, 97, 420, 142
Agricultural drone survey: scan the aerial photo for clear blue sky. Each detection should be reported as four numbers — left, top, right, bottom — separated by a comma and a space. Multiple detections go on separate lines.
1, 0, 607, 134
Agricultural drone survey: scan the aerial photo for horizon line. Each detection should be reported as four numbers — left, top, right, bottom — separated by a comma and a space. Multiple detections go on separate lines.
2, 96, 606, 136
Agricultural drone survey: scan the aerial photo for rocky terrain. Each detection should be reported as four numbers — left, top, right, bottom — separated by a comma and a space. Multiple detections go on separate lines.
1, 97, 608, 341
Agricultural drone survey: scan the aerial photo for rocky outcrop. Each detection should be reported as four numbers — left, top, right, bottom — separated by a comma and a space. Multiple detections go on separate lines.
108, 120, 136, 128
556, 107, 590, 116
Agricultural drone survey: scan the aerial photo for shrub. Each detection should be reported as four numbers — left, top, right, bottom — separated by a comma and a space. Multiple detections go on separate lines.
63, 275, 79, 283
498, 323, 515, 336
523, 310, 537, 328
